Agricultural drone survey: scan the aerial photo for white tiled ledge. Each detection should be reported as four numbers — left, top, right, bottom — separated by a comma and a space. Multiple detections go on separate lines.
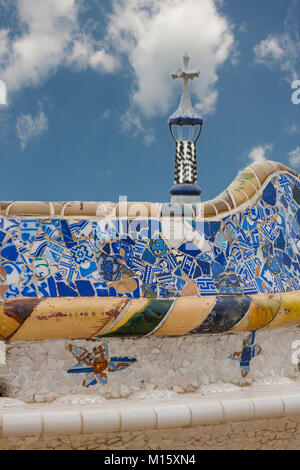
1, 387, 300, 437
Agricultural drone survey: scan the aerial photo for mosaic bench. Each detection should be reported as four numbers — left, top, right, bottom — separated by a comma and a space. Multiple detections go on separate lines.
0, 159, 299, 343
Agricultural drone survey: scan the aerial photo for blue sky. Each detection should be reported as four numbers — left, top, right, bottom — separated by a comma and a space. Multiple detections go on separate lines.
0, 0, 300, 203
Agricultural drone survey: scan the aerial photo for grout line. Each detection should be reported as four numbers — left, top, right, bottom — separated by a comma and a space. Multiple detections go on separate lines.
281, 396, 286, 418
117, 407, 122, 433
152, 406, 158, 430
40, 411, 44, 437
79, 409, 84, 435
217, 399, 226, 424
249, 399, 255, 420
186, 404, 193, 428
249, 399, 256, 420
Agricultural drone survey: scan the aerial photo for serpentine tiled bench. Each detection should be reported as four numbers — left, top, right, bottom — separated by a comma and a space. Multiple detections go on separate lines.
0, 160, 299, 342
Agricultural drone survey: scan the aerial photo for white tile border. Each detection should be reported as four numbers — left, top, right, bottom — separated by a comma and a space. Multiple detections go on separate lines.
1, 387, 300, 437
2, 412, 43, 436
82, 407, 121, 434
43, 410, 82, 435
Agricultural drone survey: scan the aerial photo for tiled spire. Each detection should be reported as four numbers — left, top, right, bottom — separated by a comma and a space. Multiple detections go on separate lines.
168, 52, 203, 203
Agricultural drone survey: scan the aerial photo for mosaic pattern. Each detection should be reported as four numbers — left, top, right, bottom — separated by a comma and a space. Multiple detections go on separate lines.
0, 171, 299, 301
0, 162, 299, 340
0, 290, 298, 341
67, 343, 137, 387
229, 332, 261, 377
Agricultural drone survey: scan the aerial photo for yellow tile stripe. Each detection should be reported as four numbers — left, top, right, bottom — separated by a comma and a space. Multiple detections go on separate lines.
151, 296, 215, 336
4, 290, 300, 341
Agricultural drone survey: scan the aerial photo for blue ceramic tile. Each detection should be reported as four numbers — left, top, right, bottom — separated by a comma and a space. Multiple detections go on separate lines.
93, 282, 109, 296
57, 281, 78, 297
70, 243, 94, 265
98, 254, 121, 281
37, 276, 57, 297
4, 283, 20, 299
69, 220, 93, 239
44, 241, 64, 265
75, 280, 95, 296
175, 276, 186, 291
141, 248, 156, 265
215, 252, 227, 266
79, 261, 98, 278
20, 265, 33, 289
3, 218, 21, 232
41, 220, 61, 239
2, 261, 22, 284
143, 265, 154, 284
149, 238, 169, 258
30, 235, 47, 257
178, 242, 201, 257
21, 282, 37, 297
20, 220, 39, 244
211, 261, 226, 277
1, 239, 20, 262
58, 253, 80, 282
197, 259, 211, 275
0, 230, 6, 245
180, 255, 196, 277
196, 277, 217, 295
141, 283, 158, 297
61, 220, 76, 249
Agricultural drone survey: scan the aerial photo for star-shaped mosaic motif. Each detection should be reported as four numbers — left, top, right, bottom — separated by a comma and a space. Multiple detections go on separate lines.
67, 343, 137, 387
229, 332, 261, 377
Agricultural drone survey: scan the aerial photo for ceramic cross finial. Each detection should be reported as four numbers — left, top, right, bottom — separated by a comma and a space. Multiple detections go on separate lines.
171, 51, 200, 80
169, 52, 202, 125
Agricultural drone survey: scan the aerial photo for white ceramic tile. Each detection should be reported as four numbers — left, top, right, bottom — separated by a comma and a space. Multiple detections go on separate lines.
120, 405, 157, 430
252, 396, 284, 419
2, 412, 42, 436
189, 400, 223, 425
82, 407, 121, 434
43, 410, 82, 435
154, 404, 191, 429
281, 394, 300, 416
222, 398, 255, 422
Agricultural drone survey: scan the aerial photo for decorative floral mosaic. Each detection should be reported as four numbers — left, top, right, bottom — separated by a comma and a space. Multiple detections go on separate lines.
67, 343, 137, 387
229, 332, 261, 377
0, 173, 299, 302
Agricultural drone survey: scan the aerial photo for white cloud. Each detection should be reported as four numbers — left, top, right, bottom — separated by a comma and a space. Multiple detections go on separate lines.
0, 0, 235, 145
106, 0, 234, 118
248, 143, 273, 163
0, 79, 6, 105
288, 146, 300, 168
253, 1, 300, 81
283, 118, 300, 135
254, 34, 299, 81
16, 107, 48, 149
0, 0, 118, 93
101, 109, 112, 121
121, 108, 155, 146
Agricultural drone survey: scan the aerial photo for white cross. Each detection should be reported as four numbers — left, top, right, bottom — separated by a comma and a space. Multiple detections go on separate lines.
172, 52, 200, 106
172, 51, 200, 82
169, 52, 201, 122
